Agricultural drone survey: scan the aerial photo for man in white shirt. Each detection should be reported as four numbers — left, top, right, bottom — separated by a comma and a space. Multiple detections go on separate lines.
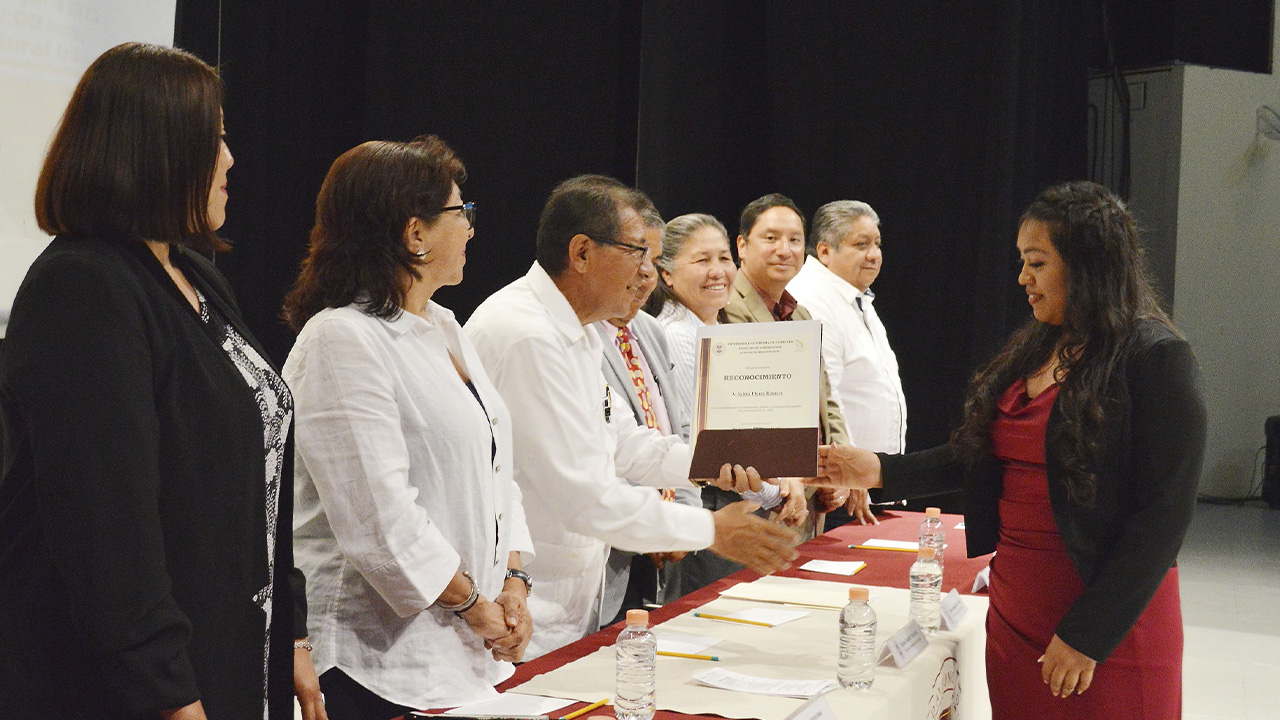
465, 175, 798, 658
788, 200, 906, 456
595, 210, 806, 622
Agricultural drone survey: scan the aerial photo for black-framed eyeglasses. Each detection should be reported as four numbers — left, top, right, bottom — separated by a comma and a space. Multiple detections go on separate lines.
441, 202, 476, 229
593, 237, 650, 264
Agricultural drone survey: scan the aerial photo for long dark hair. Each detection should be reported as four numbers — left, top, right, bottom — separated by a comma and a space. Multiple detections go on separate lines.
35, 42, 227, 252
951, 181, 1175, 506
282, 136, 465, 331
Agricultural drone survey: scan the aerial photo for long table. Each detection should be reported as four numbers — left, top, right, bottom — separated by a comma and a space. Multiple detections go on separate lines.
497, 511, 993, 720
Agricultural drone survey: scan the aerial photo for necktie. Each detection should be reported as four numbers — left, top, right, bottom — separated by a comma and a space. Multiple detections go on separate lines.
616, 326, 674, 500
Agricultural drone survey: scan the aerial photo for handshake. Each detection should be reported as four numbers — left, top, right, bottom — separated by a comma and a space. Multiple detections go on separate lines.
694, 460, 876, 577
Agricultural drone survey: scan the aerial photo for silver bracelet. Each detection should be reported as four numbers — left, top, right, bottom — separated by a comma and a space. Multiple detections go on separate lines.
293, 639, 313, 651
437, 570, 480, 614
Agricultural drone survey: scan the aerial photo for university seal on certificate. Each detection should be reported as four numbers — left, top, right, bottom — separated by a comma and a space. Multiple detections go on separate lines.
689, 320, 821, 478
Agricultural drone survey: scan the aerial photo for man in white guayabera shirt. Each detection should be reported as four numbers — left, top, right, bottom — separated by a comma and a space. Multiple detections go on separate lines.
465, 175, 798, 658
788, 200, 907, 458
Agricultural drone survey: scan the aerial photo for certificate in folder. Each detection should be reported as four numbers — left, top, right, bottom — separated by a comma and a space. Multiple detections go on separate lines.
689, 321, 821, 478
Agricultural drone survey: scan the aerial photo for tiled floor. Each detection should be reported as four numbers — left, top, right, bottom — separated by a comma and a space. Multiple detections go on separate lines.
1179, 502, 1280, 720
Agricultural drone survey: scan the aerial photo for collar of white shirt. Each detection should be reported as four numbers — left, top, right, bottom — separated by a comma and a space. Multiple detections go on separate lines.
526, 262, 592, 347
379, 300, 458, 337
798, 254, 871, 307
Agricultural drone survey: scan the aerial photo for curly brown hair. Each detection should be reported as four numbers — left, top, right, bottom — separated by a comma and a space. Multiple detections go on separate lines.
950, 181, 1176, 506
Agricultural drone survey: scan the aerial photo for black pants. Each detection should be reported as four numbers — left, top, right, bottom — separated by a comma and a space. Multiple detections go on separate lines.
319, 668, 417, 720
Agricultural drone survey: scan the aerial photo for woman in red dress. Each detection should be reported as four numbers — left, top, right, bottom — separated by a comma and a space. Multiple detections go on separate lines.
814, 181, 1205, 718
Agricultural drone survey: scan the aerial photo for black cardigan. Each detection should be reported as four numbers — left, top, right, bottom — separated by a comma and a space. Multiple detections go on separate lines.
877, 320, 1206, 662
0, 236, 296, 719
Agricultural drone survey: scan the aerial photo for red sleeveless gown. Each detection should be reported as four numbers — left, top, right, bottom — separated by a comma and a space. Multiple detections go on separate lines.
985, 379, 1182, 719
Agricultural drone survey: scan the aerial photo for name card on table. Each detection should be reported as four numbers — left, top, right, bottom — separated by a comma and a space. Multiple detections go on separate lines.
782, 692, 838, 720
939, 589, 969, 631
876, 620, 928, 668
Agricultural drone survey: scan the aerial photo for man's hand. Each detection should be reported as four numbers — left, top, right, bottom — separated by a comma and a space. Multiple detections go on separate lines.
488, 586, 533, 663
708, 501, 799, 574
294, 644, 329, 720
844, 488, 879, 525
773, 478, 808, 527
700, 463, 766, 494
1040, 634, 1097, 698
646, 551, 687, 569
812, 445, 883, 489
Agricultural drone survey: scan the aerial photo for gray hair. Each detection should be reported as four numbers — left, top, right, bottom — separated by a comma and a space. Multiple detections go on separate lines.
656, 213, 729, 273
640, 206, 666, 231
643, 212, 731, 317
807, 200, 880, 256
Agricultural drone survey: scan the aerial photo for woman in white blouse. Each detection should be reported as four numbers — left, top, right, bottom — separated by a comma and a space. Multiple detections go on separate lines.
281, 137, 534, 719
646, 213, 739, 405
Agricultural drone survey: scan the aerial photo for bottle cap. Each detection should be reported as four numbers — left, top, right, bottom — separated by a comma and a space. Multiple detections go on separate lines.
925, 507, 941, 518
848, 586, 869, 601
919, 546, 936, 560
626, 609, 649, 625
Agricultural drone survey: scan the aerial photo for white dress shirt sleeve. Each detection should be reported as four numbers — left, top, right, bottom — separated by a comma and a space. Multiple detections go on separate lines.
290, 316, 461, 618
610, 401, 696, 489
483, 334, 714, 554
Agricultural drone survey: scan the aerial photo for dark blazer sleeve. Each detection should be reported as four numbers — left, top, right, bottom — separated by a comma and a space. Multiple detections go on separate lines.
877, 444, 966, 500
1053, 336, 1206, 661
4, 253, 199, 712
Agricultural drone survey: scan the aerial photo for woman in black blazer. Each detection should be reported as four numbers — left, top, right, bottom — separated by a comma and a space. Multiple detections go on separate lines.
814, 182, 1205, 719
0, 43, 315, 720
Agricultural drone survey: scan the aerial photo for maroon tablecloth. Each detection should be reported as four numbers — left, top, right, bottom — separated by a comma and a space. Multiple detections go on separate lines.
491, 510, 991, 719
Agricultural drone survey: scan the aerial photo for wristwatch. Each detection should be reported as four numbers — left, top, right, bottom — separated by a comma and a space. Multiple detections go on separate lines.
505, 568, 533, 593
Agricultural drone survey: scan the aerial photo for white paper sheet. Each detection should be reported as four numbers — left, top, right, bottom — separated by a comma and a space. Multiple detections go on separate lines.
718, 575, 855, 609
693, 668, 836, 698
443, 693, 574, 716
655, 631, 722, 654
798, 559, 866, 576
726, 608, 808, 627
856, 538, 918, 551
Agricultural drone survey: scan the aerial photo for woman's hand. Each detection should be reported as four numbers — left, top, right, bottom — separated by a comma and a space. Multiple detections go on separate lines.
814, 487, 849, 513
844, 488, 879, 525
773, 478, 808, 527
488, 584, 533, 663
294, 643, 329, 720
1040, 634, 1097, 698
459, 597, 511, 644
812, 445, 883, 489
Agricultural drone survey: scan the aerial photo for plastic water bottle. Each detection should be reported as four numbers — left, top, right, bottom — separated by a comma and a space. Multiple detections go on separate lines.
909, 546, 942, 633
615, 609, 657, 720
838, 586, 877, 689
919, 507, 945, 566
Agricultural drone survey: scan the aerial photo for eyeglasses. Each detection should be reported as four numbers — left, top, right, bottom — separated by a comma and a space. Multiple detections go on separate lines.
441, 202, 476, 229
593, 237, 651, 264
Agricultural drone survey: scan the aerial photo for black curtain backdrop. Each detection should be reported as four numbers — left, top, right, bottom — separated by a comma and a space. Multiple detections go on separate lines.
177, 1, 1098, 505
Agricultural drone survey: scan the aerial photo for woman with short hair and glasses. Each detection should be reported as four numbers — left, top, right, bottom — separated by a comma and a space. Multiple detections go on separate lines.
282, 136, 533, 720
